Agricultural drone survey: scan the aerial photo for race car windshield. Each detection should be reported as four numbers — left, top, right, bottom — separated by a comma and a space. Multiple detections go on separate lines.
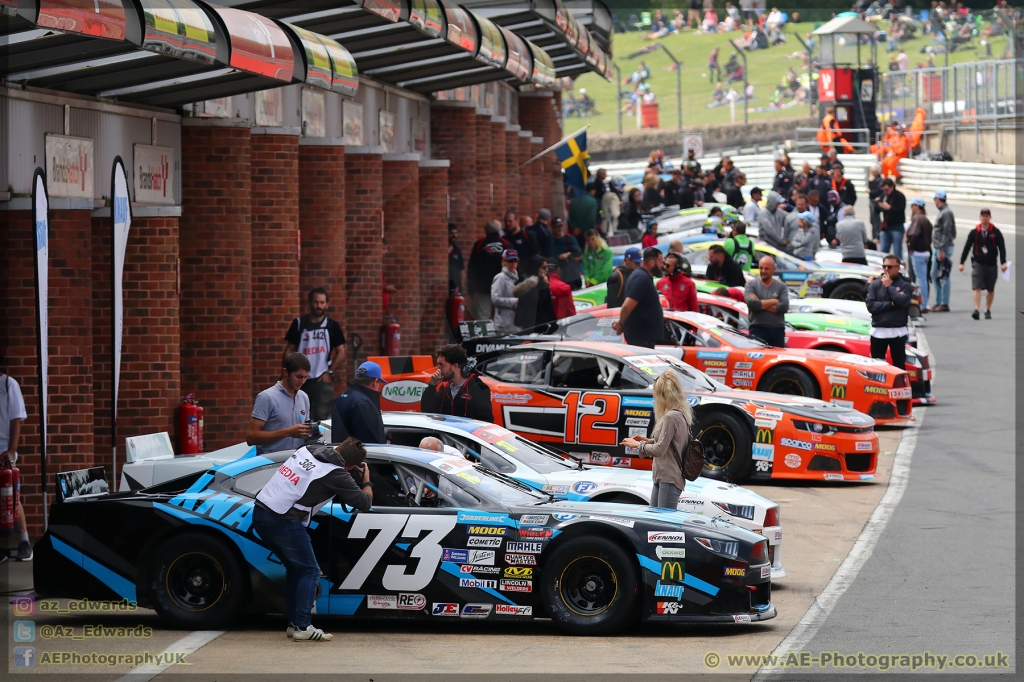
441, 462, 550, 506
702, 323, 769, 349
496, 435, 578, 474
553, 315, 621, 342
624, 354, 719, 392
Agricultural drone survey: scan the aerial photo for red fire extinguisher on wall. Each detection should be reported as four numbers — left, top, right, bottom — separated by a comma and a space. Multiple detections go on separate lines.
0, 455, 18, 535
447, 289, 465, 330
380, 315, 401, 356
176, 393, 205, 455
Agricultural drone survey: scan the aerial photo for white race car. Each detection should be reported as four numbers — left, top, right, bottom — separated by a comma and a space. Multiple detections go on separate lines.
119, 412, 787, 579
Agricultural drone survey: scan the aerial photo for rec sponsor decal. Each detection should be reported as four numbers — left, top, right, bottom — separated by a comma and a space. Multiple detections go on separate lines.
784, 453, 802, 468
459, 578, 497, 589
656, 601, 681, 615
457, 511, 509, 525
856, 441, 873, 451
518, 527, 553, 539
779, 437, 812, 451
467, 537, 502, 548
461, 603, 492, 619
507, 542, 544, 553
503, 566, 533, 579
625, 417, 651, 427
755, 409, 783, 420
655, 546, 686, 559
732, 370, 756, 379
572, 481, 597, 494
519, 515, 549, 526
381, 380, 426, 404
724, 567, 745, 577
494, 604, 533, 616
505, 553, 538, 566
466, 525, 506, 536
499, 579, 532, 592
654, 581, 684, 599
734, 362, 753, 370
432, 603, 459, 617
648, 531, 685, 543
588, 515, 636, 528
752, 444, 774, 461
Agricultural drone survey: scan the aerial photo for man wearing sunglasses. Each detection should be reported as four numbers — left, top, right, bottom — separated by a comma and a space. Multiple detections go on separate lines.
865, 255, 914, 370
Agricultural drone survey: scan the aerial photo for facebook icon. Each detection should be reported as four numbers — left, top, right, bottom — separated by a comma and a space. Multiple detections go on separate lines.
13, 646, 35, 668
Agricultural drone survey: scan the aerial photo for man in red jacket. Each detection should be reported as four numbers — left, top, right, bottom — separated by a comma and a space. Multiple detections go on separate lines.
548, 270, 577, 320
656, 252, 698, 311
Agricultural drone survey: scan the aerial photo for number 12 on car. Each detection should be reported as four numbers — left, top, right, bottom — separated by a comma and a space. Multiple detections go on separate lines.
561, 392, 622, 445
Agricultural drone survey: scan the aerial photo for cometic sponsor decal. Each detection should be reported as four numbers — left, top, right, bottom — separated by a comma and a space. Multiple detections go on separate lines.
466, 537, 502, 548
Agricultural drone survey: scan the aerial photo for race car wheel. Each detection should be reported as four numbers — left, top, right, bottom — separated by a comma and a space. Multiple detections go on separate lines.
148, 533, 246, 629
542, 536, 638, 635
759, 366, 821, 399
828, 281, 867, 301
696, 410, 754, 482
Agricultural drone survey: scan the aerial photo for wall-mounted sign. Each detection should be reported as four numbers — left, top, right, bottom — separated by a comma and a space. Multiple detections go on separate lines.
255, 88, 283, 127
133, 144, 174, 204
210, 6, 294, 81
37, 0, 126, 39
203, 97, 231, 117
138, 0, 217, 64
45, 134, 93, 199
378, 109, 396, 152
303, 89, 326, 138
411, 119, 428, 154
408, 0, 443, 38
344, 102, 364, 145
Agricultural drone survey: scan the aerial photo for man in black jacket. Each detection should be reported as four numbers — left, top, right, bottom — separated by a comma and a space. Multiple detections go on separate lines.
865, 255, 914, 369
958, 208, 1008, 320
878, 178, 907, 260
705, 244, 746, 287
466, 221, 510, 320
331, 362, 387, 444
606, 248, 642, 308
771, 158, 794, 200
420, 344, 493, 422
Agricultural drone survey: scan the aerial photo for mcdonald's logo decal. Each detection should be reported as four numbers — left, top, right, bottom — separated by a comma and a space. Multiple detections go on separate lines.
830, 384, 846, 399
755, 428, 773, 444
661, 561, 685, 581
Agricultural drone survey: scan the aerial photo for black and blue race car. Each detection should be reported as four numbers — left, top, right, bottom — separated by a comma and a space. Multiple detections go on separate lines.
35, 445, 775, 635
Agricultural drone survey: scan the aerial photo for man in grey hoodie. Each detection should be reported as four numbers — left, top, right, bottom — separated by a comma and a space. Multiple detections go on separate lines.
757, 191, 787, 251
782, 193, 814, 254
490, 249, 520, 333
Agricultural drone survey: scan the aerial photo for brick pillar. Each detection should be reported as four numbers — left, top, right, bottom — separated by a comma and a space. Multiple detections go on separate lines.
489, 117, 507, 218
251, 131, 300, 397
430, 102, 477, 257
344, 148, 384, 373
298, 138, 347, 394
517, 130, 534, 217
180, 120, 252, 451
418, 160, 450, 354
529, 137, 547, 217
521, 93, 565, 219
92, 213, 181, 486
504, 124, 521, 216
381, 155, 421, 355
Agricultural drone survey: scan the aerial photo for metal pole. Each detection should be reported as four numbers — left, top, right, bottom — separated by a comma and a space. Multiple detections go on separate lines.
952, 65, 958, 156
994, 63, 999, 154
943, 28, 949, 67
613, 62, 623, 136
974, 64, 979, 154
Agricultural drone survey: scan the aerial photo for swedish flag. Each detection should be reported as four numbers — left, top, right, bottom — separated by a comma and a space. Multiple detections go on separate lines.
555, 128, 589, 193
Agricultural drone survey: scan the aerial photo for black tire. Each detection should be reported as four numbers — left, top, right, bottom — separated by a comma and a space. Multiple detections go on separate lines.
541, 535, 639, 635
148, 533, 246, 629
828, 281, 867, 301
695, 409, 754, 483
759, 365, 821, 399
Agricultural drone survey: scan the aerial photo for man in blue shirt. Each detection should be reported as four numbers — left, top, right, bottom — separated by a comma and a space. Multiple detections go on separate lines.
331, 361, 388, 444
247, 353, 312, 455
611, 247, 665, 348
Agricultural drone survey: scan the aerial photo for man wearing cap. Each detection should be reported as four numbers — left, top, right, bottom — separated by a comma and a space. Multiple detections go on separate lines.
958, 208, 1007, 320
905, 197, 933, 313
771, 158, 793, 201
606, 248, 642, 309
491, 249, 521, 333
421, 344, 493, 422
743, 186, 762, 224
331, 361, 387, 445
790, 211, 821, 260
930, 191, 956, 312
822, 189, 845, 246
612, 247, 665, 348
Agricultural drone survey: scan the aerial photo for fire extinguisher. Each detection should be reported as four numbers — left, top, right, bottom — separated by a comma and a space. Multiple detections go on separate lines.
0, 455, 16, 535
447, 288, 465, 330
175, 393, 205, 455
380, 315, 401, 356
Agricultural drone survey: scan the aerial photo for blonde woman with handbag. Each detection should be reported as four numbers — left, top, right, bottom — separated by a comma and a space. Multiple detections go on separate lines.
620, 370, 693, 508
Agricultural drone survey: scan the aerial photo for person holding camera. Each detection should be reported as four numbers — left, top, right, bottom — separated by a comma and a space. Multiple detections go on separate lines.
420, 344, 493, 423
247, 353, 313, 455
254, 438, 373, 642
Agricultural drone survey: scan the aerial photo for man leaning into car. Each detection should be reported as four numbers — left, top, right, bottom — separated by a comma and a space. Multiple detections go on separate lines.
254, 438, 372, 642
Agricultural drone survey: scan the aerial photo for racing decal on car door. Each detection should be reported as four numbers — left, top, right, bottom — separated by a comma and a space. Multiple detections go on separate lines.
498, 391, 623, 447
340, 514, 458, 591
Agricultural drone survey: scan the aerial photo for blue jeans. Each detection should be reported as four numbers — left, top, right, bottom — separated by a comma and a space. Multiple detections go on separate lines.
879, 225, 905, 260
930, 244, 955, 306
910, 253, 931, 310
253, 506, 321, 629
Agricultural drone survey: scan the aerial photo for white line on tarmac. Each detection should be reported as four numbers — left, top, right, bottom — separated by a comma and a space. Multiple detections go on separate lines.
752, 408, 925, 679
113, 630, 224, 682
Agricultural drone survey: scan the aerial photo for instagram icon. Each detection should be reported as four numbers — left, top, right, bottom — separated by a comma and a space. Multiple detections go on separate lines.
12, 595, 35, 617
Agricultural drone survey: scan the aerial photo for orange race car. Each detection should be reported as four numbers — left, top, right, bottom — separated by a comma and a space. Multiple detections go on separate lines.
369, 342, 880, 483
508, 309, 913, 426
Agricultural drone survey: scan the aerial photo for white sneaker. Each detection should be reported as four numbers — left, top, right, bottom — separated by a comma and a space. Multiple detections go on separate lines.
291, 625, 332, 642
286, 623, 297, 638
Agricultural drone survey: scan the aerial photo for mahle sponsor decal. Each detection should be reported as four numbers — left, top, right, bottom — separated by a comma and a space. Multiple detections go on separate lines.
506, 541, 544, 553
381, 380, 427, 404
732, 370, 756, 379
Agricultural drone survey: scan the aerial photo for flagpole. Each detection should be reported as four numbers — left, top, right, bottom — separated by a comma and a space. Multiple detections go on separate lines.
517, 124, 590, 170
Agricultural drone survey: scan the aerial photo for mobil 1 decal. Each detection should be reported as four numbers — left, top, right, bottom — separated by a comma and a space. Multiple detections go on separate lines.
499, 391, 623, 446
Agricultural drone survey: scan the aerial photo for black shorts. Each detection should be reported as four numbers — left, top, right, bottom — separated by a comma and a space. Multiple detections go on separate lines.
971, 262, 998, 291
